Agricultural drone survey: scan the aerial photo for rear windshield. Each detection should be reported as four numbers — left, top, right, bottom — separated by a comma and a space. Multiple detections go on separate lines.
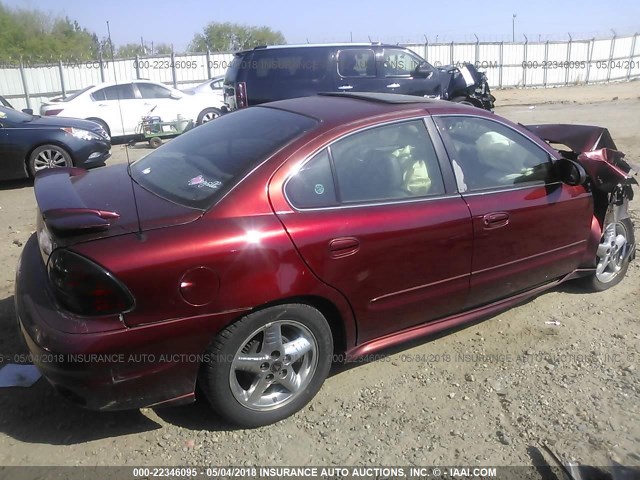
130, 107, 318, 209
225, 55, 244, 83
63, 85, 94, 101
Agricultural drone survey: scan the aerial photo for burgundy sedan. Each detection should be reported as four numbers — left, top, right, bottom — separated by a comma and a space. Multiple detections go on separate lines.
15, 93, 636, 427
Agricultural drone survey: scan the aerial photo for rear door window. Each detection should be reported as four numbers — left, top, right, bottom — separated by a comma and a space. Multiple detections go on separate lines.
337, 49, 376, 77
91, 84, 136, 101
136, 82, 173, 99
286, 150, 338, 209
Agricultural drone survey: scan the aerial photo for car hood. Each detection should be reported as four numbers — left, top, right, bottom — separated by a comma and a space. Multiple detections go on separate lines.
22, 115, 104, 131
34, 165, 203, 247
525, 124, 617, 152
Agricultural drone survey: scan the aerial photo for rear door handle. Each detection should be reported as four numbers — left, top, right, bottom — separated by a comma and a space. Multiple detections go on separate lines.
483, 212, 510, 229
328, 237, 360, 258
386, 83, 401, 88
338, 85, 353, 90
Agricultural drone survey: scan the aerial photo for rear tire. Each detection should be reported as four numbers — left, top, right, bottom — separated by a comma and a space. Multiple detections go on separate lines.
28, 144, 73, 177
197, 108, 222, 125
579, 217, 635, 291
198, 304, 333, 427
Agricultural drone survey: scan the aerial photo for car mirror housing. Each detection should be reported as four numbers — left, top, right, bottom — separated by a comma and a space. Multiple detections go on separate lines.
170, 91, 183, 100
556, 157, 588, 186
22, 108, 34, 115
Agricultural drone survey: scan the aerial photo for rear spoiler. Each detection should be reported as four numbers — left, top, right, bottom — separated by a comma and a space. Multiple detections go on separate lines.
34, 167, 120, 233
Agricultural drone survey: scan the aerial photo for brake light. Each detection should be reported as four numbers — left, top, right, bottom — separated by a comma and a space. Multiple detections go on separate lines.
47, 249, 134, 316
236, 82, 248, 109
44, 109, 64, 116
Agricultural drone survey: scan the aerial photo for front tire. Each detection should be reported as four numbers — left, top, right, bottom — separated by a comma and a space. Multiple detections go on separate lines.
580, 217, 635, 291
198, 304, 333, 427
28, 144, 73, 177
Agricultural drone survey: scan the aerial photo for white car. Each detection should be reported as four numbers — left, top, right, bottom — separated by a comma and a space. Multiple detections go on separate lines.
181, 76, 225, 123
40, 80, 222, 138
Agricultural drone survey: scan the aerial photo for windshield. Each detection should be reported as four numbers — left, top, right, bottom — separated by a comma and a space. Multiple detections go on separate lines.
130, 107, 318, 210
0, 106, 32, 122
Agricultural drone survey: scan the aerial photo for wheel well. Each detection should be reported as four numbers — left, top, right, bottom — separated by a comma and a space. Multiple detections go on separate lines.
86, 117, 110, 136
249, 296, 347, 354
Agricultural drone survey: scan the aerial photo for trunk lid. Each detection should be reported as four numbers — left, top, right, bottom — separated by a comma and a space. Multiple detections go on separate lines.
34, 165, 203, 252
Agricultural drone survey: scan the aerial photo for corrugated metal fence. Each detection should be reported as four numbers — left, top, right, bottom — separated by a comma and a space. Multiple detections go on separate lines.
1, 33, 638, 112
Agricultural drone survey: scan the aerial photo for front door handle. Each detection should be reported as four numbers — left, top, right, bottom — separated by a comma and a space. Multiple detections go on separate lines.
338, 85, 353, 90
386, 83, 401, 88
328, 237, 360, 258
483, 212, 510, 229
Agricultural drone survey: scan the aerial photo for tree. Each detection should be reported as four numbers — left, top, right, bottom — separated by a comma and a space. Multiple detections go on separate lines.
188, 22, 285, 52
0, 2, 100, 63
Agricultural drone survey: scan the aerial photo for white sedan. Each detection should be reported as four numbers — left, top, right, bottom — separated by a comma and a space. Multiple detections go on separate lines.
40, 80, 223, 138
181, 76, 225, 123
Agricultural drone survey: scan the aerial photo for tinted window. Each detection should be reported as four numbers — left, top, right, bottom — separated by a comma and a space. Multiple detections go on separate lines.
435, 116, 553, 192
286, 150, 338, 208
92, 84, 135, 101
331, 120, 445, 203
383, 49, 422, 76
63, 85, 94, 102
338, 49, 376, 77
248, 49, 329, 82
137, 83, 172, 99
131, 107, 318, 209
211, 79, 223, 89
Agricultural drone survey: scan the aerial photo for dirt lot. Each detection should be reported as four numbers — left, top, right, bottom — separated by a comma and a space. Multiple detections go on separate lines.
0, 82, 638, 469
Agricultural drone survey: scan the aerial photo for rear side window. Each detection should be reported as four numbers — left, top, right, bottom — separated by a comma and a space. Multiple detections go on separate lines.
92, 84, 135, 101
248, 49, 330, 82
286, 150, 338, 208
131, 107, 318, 210
337, 49, 376, 77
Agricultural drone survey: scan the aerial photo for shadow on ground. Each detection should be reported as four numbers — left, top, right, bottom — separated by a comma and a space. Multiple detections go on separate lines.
0, 295, 161, 445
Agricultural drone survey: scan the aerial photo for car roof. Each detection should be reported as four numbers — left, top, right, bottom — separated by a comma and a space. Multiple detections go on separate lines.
260, 92, 480, 126
236, 42, 406, 55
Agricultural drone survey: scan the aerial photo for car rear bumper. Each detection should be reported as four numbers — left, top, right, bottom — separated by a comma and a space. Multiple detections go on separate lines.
14, 234, 245, 411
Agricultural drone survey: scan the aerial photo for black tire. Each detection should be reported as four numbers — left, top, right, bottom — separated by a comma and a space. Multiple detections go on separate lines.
86, 118, 110, 137
579, 217, 635, 291
198, 304, 333, 427
28, 144, 73, 177
452, 96, 479, 107
148, 137, 162, 148
197, 108, 222, 125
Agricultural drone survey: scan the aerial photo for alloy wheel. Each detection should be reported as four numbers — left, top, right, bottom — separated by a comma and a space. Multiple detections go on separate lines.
595, 221, 630, 283
229, 320, 318, 411
33, 148, 68, 171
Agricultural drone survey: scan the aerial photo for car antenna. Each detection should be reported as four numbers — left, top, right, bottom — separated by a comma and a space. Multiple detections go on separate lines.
106, 21, 145, 240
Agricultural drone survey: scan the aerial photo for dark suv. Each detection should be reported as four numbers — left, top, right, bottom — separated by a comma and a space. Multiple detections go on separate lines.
223, 43, 495, 111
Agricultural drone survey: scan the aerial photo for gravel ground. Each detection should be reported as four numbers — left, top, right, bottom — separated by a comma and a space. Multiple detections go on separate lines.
0, 82, 638, 469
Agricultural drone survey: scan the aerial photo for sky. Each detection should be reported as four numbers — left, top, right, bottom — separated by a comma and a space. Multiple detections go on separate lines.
5, 0, 640, 49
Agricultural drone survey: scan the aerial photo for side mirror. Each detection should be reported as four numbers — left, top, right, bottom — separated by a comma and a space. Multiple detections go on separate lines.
170, 91, 183, 100
556, 158, 587, 186
414, 63, 434, 79
22, 108, 33, 115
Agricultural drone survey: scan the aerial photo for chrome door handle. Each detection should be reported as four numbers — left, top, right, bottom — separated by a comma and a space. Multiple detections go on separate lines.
328, 237, 360, 258
338, 85, 353, 90
386, 83, 401, 88
483, 212, 510, 229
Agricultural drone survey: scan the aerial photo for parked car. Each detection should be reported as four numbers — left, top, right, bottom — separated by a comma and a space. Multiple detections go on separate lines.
16, 93, 635, 427
39, 80, 220, 139
181, 76, 225, 123
223, 43, 495, 112
0, 106, 110, 180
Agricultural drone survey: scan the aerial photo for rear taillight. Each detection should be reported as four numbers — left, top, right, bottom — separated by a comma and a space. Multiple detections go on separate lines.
47, 249, 134, 316
44, 109, 64, 116
236, 82, 247, 109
